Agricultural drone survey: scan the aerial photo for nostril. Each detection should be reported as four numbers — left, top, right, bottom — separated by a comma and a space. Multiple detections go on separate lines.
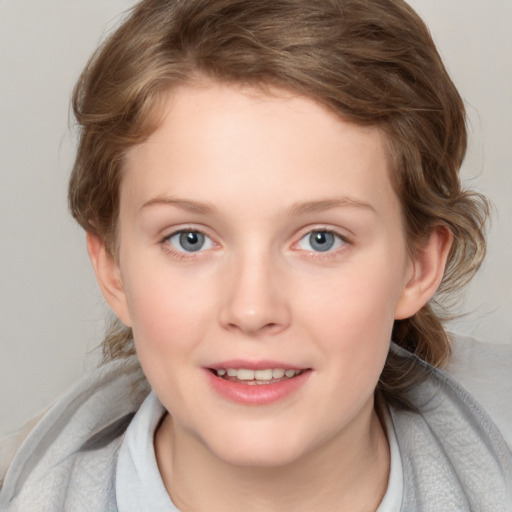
218, 292, 292, 335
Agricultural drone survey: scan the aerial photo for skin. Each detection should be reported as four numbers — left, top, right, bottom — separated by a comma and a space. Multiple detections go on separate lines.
88, 81, 451, 511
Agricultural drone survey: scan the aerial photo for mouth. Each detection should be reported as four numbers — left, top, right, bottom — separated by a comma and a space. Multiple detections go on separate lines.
205, 361, 312, 404
209, 367, 305, 385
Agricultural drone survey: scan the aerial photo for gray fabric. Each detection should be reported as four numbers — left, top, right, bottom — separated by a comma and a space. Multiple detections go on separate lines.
391, 344, 512, 511
446, 334, 512, 450
0, 357, 149, 511
0, 342, 510, 511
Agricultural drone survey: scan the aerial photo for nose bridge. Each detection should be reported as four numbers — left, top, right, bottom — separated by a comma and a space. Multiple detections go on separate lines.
219, 244, 290, 336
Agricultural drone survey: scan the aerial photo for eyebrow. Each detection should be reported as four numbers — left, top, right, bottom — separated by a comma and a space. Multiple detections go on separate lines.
140, 196, 216, 214
288, 197, 376, 215
140, 195, 376, 215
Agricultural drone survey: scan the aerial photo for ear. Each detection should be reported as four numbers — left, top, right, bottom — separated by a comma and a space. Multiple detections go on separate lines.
394, 225, 453, 320
86, 232, 133, 327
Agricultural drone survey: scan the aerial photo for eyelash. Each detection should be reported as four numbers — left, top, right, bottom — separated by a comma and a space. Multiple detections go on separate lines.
293, 228, 351, 261
160, 227, 214, 260
159, 226, 352, 261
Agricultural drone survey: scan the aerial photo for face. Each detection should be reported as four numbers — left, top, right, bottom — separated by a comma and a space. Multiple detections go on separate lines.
106, 82, 419, 467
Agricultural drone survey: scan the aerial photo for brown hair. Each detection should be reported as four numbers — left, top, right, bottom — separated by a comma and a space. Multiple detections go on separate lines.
68, 0, 489, 406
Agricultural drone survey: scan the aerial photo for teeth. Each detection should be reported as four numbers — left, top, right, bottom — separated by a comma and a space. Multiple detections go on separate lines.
272, 368, 285, 379
255, 369, 273, 381
237, 369, 255, 381
215, 367, 301, 381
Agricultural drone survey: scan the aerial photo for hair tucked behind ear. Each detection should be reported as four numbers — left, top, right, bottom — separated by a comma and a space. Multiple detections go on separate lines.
69, 0, 489, 407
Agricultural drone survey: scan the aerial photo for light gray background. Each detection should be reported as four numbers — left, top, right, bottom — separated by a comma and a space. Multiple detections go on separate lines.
1, 1, 511, 437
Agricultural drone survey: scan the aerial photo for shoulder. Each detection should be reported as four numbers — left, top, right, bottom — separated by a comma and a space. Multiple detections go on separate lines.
389, 340, 512, 510
444, 333, 512, 449
0, 356, 149, 511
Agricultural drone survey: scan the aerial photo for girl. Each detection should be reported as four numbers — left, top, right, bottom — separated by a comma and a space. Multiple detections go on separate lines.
1, 0, 510, 510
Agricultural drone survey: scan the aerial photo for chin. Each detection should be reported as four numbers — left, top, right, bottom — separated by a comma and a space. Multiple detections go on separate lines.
216, 445, 305, 469
204, 425, 313, 469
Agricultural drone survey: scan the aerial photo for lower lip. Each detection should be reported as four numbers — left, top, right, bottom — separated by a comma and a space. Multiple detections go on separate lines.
205, 369, 311, 405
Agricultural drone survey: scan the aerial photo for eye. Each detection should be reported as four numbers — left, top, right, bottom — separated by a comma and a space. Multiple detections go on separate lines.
297, 230, 345, 252
165, 230, 214, 253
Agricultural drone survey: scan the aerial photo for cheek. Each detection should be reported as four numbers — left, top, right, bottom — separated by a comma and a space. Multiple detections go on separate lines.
121, 264, 212, 353
296, 257, 405, 385
122, 270, 213, 411
301, 265, 401, 342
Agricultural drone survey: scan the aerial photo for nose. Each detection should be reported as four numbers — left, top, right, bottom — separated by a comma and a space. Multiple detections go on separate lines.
218, 251, 291, 337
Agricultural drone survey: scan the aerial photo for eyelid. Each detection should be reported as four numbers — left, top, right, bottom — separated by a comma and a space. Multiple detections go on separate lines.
291, 226, 352, 257
295, 226, 351, 243
160, 226, 219, 258
160, 224, 214, 242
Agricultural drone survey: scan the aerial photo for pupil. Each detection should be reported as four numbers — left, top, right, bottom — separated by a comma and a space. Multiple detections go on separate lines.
315, 233, 327, 244
310, 231, 335, 252
179, 231, 204, 252
186, 232, 198, 244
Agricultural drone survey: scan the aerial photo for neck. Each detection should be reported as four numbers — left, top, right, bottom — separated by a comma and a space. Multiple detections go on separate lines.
155, 399, 390, 512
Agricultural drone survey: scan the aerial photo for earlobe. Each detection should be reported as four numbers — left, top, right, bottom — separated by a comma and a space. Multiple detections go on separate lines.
394, 225, 453, 320
86, 232, 133, 327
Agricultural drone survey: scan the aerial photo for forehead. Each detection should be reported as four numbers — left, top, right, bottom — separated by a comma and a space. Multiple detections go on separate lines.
121, 82, 399, 221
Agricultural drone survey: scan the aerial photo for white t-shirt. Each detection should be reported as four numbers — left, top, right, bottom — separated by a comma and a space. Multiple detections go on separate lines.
116, 393, 175, 511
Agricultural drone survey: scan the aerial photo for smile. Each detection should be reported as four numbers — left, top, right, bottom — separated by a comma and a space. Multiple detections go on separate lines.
214, 368, 303, 384
206, 365, 311, 405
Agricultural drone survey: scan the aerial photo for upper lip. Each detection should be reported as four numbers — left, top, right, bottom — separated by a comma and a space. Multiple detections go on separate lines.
207, 360, 307, 371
